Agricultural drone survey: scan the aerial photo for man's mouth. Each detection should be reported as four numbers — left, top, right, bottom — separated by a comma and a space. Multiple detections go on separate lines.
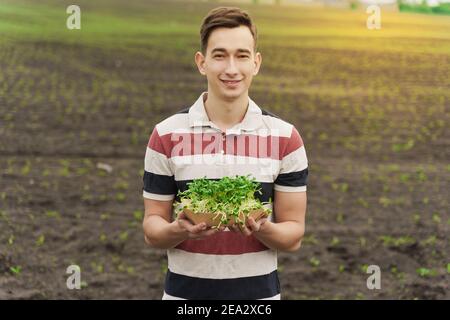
221, 79, 242, 86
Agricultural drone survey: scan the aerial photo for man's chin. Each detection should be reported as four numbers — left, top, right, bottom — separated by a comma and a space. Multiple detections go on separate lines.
219, 88, 246, 100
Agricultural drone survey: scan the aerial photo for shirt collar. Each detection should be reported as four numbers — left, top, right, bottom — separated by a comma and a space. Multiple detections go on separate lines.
188, 91, 263, 134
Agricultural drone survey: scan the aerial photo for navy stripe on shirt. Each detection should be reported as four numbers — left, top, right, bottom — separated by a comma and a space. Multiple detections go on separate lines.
144, 170, 307, 199
143, 171, 177, 195
274, 168, 308, 187
164, 269, 280, 300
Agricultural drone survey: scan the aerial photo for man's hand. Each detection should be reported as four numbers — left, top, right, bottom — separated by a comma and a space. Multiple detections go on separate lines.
229, 217, 268, 236
177, 212, 224, 240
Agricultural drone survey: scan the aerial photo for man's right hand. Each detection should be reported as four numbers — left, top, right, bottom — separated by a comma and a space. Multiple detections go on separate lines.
177, 212, 224, 240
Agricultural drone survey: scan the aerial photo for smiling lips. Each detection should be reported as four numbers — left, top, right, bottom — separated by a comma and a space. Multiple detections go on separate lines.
221, 79, 242, 87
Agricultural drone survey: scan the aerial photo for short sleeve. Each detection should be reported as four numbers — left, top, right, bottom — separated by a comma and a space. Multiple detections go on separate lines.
274, 126, 308, 192
142, 126, 177, 200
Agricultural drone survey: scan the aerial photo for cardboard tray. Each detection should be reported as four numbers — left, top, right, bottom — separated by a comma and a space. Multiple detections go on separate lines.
183, 208, 269, 227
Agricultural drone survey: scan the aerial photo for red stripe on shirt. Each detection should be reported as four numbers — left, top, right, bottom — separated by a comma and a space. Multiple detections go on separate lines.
148, 131, 303, 160
175, 231, 269, 255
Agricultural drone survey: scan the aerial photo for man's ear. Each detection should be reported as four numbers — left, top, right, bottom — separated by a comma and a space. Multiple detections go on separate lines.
195, 51, 206, 76
253, 52, 262, 76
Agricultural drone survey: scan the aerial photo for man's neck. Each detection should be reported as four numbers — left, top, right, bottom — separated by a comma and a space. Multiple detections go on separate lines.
203, 90, 249, 132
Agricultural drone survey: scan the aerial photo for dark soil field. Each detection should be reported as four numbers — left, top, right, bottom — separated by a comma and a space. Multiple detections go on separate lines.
0, 0, 449, 299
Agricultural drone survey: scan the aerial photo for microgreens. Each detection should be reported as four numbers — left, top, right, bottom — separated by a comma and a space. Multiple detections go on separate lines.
173, 174, 272, 228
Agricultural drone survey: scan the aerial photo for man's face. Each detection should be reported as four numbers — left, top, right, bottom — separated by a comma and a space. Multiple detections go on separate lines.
195, 25, 262, 101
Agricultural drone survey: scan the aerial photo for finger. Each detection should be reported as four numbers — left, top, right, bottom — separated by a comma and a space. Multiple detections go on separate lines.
177, 217, 194, 229
191, 227, 219, 240
247, 217, 258, 231
187, 222, 207, 234
259, 218, 268, 227
202, 228, 219, 237
239, 222, 252, 236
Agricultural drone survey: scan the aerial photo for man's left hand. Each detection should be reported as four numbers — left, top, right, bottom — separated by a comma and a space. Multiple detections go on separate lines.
230, 217, 268, 236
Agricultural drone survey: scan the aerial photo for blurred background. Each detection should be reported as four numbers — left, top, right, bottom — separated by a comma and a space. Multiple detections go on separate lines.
0, 0, 448, 299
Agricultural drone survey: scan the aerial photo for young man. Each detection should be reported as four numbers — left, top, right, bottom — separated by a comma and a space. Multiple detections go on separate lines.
142, 7, 308, 300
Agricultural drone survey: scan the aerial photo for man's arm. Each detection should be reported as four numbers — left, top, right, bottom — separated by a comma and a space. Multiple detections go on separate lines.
237, 190, 307, 252
143, 198, 222, 249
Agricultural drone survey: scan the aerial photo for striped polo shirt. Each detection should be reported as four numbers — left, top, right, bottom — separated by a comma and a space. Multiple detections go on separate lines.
143, 92, 308, 300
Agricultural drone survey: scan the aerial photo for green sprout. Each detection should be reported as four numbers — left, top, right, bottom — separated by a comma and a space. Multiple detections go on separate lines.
10, 266, 22, 275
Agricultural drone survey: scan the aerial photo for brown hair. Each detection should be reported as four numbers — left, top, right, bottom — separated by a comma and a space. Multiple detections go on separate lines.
200, 7, 258, 55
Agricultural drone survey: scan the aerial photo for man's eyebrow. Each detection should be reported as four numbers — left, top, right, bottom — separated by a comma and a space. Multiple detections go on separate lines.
211, 48, 252, 54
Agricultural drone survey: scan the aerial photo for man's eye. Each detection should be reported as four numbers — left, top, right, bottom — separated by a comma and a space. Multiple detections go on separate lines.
239, 56, 249, 59
214, 55, 224, 58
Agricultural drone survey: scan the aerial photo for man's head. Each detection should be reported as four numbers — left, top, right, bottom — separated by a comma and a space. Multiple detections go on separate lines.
195, 7, 262, 101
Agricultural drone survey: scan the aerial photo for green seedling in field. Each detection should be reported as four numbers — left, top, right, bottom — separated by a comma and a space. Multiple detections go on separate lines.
114, 180, 129, 191
10, 266, 22, 275
302, 234, 318, 245
100, 213, 110, 220
432, 212, 441, 224
0, 210, 8, 221
413, 213, 421, 224
36, 234, 45, 246
133, 210, 143, 222
416, 267, 437, 277
379, 235, 415, 247
21, 160, 31, 176
99, 233, 107, 242
118, 231, 128, 242
399, 173, 410, 183
76, 167, 89, 175
330, 236, 340, 246
392, 139, 414, 152
390, 266, 405, 281
120, 170, 129, 179
421, 235, 437, 246
45, 210, 60, 219
116, 193, 126, 202
356, 197, 369, 208
331, 183, 348, 193
359, 237, 367, 247
309, 257, 320, 268
58, 159, 71, 177
126, 266, 135, 275
355, 292, 365, 300
336, 212, 345, 224
131, 131, 139, 145
415, 167, 427, 182
91, 262, 104, 274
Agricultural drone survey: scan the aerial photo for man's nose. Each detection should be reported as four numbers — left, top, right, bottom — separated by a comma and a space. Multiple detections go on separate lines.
225, 57, 239, 75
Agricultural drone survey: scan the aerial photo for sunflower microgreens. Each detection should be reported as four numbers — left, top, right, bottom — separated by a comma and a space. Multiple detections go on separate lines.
173, 174, 272, 228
